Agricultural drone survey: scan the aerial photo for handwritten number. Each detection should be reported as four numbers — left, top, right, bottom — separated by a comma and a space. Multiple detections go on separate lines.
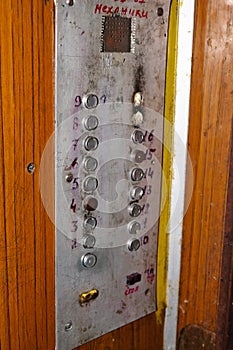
144, 203, 150, 214
73, 117, 78, 131
148, 130, 154, 142
100, 94, 107, 104
72, 178, 79, 190
74, 95, 82, 108
145, 149, 152, 160
70, 199, 76, 213
144, 129, 154, 142
72, 139, 78, 150
71, 221, 78, 232
71, 238, 78, 250
144, 168, 154, 179
144, 185, 152, 195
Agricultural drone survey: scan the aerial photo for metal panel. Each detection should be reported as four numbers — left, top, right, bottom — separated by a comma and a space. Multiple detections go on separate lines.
55, 1, 171, 348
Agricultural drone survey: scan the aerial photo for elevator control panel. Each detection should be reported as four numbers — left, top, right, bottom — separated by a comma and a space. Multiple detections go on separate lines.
55, 1, 171, 348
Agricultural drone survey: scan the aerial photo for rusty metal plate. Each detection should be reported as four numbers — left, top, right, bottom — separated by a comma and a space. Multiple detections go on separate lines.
55, 0, 171, 349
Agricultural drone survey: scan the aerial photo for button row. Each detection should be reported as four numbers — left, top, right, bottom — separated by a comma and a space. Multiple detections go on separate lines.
81, 101, 99, 260
79, 99, 146, 266
81, 235, 141, 269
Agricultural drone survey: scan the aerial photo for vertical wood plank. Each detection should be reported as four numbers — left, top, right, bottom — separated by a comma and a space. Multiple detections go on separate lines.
0, 1, 55, 349
216, 124, 233, 348
178, 0, 233, 337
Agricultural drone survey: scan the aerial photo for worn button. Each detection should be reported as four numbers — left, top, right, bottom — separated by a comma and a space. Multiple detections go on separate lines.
127, 239, 140, 252
128, 221, 141, 234
84, 115, 99, 130
83, 176, 98, 193
132, 150, 146, 163
131, 168, 144, 182
132, 129, 144, 144
83, 94, 99, 109
81, 253, 97, 268
84, 136, 99, 151
83, 156, 98, 171
130, 186, 144, 200
84, 216, 97, 231
83, 196, 98, 211
83, 234, 96, 249
128, 203, 142, 217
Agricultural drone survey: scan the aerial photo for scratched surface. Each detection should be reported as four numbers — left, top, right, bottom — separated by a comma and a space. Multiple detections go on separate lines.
55, 1, 171, 349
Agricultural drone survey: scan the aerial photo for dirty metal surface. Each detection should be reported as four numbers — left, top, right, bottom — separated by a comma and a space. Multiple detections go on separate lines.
55, 0, 171, 349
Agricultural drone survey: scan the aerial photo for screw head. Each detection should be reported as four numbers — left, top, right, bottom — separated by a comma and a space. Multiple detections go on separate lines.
27, 163, 35, 174
64, 321, 73, 332
66, 0, 74, 6
65, 173, 73, 183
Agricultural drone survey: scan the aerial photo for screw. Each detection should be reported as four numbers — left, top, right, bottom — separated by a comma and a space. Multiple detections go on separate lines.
65, 173, 73, 183
66, 0, 74, 5
64, 321, 73, 332
27, 163, 35, 174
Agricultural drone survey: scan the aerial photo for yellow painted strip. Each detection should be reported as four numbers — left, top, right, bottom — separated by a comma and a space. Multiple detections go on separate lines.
156, 0, 179, 323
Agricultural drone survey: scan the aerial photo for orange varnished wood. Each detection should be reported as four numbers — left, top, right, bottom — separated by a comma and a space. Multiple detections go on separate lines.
178, 0, 233, 339
74, 313, 164, 350
0, 1, 55, 349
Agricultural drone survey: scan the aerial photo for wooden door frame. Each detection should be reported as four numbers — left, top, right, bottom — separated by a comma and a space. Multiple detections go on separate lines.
177, 0, 233, 348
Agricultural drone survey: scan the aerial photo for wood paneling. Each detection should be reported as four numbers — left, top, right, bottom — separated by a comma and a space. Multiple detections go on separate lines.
0, 1, 55, 349
74, 313, 164, 350
178, 0, 233, 341
216, 125, 233, 349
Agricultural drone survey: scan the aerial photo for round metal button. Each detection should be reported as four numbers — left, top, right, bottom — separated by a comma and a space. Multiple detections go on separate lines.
83, 235, 96, 249
83, 115, 99, 131
131, 168, 144, 182
130, 186, 145, 200
128, 239, 140, 252
132, 129, 144, 144
84, 216, 97, 231
128, 203, 142, 217
83, 156, 98, 171
83, 197, 98, 211
128, 221, 141, 235
132, 150, 146, 163
84, 136, 99, 151
81, 253, 97, 268
83, 176, 98, 193
83, 94, 99, 109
